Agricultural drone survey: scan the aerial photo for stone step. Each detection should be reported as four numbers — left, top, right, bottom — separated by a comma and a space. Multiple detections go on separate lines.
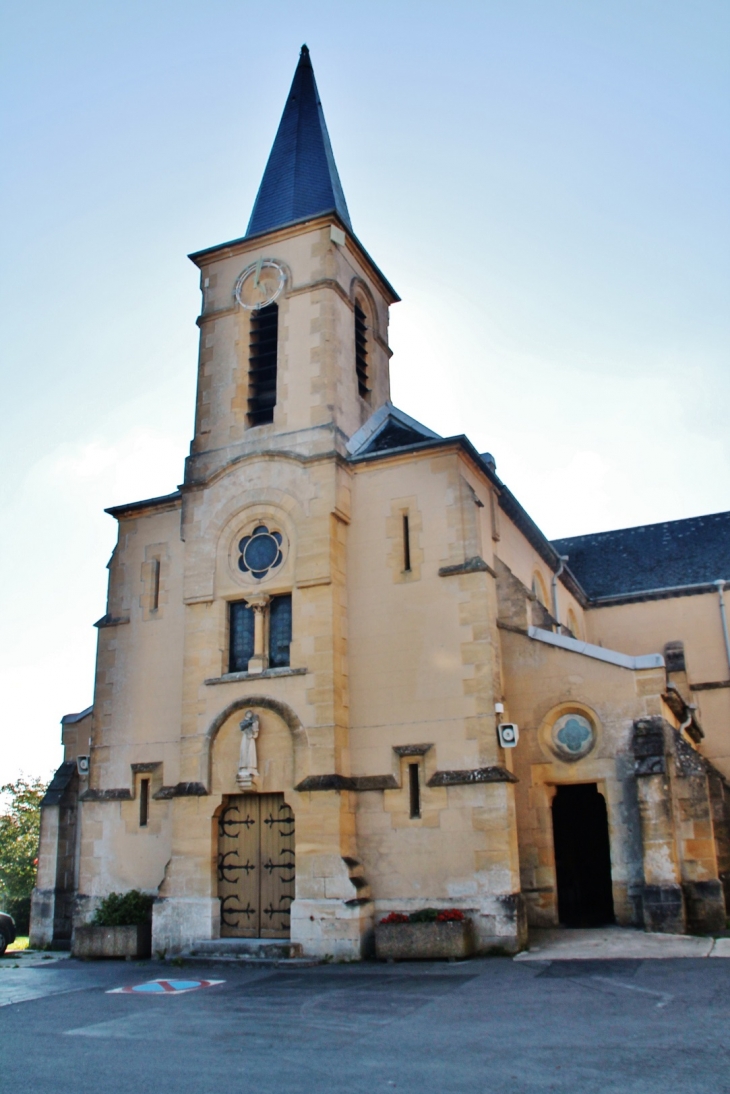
178, 953, 319, 968
185, 938, 303, 960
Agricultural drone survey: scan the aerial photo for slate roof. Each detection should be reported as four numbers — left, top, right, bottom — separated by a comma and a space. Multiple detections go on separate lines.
61, 706, 92, 725
41, 761, 77, 808
551, 511, 730, 600
346, 403, 441, 457
246, 45, 352, 238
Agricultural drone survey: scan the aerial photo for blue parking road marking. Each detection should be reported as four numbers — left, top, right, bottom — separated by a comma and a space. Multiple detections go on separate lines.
107, 979, 224, 995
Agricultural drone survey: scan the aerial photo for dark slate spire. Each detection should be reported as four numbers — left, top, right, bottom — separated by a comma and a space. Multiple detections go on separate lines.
246, 45, 352, 238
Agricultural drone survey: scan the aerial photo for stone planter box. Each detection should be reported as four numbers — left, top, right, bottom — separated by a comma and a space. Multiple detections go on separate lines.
375, 919, 475, 962
72, 924, 152, 960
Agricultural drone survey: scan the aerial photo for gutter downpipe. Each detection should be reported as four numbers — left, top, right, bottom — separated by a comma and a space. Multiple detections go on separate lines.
715, 580, 730, 674
552, 555, 569, 631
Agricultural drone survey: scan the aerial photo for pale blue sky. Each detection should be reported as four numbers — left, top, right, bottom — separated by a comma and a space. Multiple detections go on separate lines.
1, 1, 728, 783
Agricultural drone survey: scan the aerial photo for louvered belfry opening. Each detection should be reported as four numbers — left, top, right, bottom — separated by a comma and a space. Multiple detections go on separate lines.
354, 301, 370, 400
248, 303, 279, 426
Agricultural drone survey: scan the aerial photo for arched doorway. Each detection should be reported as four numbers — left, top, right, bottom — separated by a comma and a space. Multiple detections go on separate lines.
218, 793, 295, 938
552, 783, 615, 927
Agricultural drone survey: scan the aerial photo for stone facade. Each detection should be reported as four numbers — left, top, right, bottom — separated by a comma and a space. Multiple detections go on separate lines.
30, 49, 730, 956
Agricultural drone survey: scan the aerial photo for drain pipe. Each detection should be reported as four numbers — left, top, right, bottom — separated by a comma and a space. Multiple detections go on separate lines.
715, 580, 730, 675
551, 555, 569, 631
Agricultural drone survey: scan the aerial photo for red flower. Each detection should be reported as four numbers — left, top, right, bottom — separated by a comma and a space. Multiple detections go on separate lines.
380, 912, 409, 924
436, 909, 465, 922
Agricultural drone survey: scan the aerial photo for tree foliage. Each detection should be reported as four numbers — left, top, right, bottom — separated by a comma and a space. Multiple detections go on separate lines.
0, 776, 47, 931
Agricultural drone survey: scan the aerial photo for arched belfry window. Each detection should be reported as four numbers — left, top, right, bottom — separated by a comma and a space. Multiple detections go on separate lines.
354, 298, 370, 401
248, 303, 278, 426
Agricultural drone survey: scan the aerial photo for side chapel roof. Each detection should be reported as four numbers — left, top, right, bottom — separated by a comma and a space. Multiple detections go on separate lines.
551, 511, 730, 600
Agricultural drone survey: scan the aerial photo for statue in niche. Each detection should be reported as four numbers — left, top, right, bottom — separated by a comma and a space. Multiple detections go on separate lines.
236, 710, 260, 789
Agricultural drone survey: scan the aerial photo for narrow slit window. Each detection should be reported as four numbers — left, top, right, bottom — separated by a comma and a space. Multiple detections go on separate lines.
229, 601, 255, 673
354, 301, 370, 400
150, 558, 160, 612
248, 303, 278, 426
408, 763, 421, 819
402, 513, 411, 572
269, 594, 292, 669
139, 778, 150, 828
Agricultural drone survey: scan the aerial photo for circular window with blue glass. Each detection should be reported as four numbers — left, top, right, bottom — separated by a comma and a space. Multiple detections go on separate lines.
551, 713, 595, 761
237, 525, 285, 581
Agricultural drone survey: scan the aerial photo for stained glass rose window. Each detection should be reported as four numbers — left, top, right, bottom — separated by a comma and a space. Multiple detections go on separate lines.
238, 525, 284, 580
552, 713, 595, 760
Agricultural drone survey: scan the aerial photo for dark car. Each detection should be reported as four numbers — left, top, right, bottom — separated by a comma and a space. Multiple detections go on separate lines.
0, 912, 17, 955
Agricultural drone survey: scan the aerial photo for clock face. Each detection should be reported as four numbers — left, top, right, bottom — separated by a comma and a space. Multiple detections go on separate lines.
234, 259, 286, 310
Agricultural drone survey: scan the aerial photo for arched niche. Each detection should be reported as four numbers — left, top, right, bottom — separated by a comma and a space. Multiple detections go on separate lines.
205, 696, 307, 793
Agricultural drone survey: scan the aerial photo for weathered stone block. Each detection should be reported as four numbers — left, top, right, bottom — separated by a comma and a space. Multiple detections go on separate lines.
683, 880, 726, 935
642, 884, 685, 934
374, 919, 475, 961
72, 924, 152, 959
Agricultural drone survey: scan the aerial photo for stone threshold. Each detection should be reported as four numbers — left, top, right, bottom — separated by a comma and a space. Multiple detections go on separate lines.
514, 926, 730, 961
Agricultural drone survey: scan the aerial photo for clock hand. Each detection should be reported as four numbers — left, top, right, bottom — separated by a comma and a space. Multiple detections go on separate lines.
254, 256, 263, 288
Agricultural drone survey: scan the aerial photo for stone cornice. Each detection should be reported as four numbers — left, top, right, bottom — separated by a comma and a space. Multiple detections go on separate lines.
188, 213, 400, 305
427, 767, 517, 787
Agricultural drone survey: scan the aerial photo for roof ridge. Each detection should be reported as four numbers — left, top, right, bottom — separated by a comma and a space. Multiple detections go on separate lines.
552, 509, 730, 545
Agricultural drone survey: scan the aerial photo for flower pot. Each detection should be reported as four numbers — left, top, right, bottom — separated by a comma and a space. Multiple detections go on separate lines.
71, 924, 152, 959
375, 918, 475, 961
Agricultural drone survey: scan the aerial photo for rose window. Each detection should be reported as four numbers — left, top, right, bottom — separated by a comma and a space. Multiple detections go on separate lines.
552, 713, 595, 760
238, 525, 284, 580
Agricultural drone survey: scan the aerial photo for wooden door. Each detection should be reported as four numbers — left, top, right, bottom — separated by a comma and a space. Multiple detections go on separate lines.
218, 793, 294, 938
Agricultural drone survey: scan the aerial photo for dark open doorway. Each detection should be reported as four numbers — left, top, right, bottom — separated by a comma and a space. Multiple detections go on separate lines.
552, 783, 615, 927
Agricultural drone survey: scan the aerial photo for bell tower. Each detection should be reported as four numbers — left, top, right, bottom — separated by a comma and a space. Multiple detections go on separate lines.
186, 46, 400, 486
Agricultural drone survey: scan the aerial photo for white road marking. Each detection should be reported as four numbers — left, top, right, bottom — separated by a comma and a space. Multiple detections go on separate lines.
589, 976, 673, 1008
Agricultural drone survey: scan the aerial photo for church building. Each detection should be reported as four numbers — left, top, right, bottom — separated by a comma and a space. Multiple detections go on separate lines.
31, 47, 730, 958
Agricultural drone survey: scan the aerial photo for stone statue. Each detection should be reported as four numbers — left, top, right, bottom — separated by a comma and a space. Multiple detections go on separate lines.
236, 710, 260, 789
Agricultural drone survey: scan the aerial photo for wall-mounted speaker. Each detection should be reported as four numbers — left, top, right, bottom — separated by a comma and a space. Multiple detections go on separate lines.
497, 723, 519, 749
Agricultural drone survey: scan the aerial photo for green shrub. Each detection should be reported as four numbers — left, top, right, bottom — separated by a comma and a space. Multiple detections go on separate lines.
93, 890, 153, 927
408, 908, 440, 923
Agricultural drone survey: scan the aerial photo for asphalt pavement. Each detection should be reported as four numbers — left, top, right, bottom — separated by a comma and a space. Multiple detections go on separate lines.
1, 952, 730, 1093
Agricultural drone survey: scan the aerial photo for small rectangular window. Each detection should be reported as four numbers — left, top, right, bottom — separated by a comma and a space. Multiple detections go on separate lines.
402, 513, 411, 572
408, 763, 421, 819
150, 558, 161, 612
230, 601, 255, 672
269, 594, 292, 668
139, 778, 150, 828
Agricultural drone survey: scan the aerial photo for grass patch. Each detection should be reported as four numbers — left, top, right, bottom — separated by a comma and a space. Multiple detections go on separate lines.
7, 936, 29, 952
